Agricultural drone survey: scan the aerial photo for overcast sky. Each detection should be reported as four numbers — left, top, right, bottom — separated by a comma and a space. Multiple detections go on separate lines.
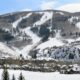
0, 0, 80, 14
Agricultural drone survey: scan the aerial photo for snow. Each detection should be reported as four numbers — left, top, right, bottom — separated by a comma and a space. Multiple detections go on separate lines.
33, 11, 53, 26
56, 12, 64, 15
66, 37, 80, 44
23, 27, 41, 44
75, 45, 80, 49
37, 38, 64, 50
72, 64, 80, 71
12, 43, 34, 59
76, 22, 80, 29
74, 37, 80, 48
37, 30, 64, 50
57, 3, 80, 13
68, 16, 79, 24
21, 27, 41, 57
21, 45, 34, 57
0, 69, 80, 80
11, 46, 21, 56
76, 37, 80, 41
0, 42, 17, 58
12, 13, 32, 28
55, 30, 62, 39
66, 39, 75, 43
21, 43, 41, 59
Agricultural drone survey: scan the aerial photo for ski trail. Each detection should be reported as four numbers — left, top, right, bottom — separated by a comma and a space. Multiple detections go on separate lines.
33, 11, 53, 26
12, 13, 32, 28
21, 27, 41, 57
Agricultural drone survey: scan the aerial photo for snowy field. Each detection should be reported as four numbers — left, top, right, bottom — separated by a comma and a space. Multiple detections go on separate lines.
0, 69, 80, 80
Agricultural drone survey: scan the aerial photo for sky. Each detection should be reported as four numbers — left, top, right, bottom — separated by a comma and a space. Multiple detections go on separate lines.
0, 0, 80, 14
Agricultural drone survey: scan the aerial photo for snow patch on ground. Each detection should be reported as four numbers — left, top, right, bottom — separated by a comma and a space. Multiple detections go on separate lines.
68, 16, 79, 24
0, 70, 80, 80
76, 37, 80, 41
76, 22, 80, 29
66, 39, 75, 43
37, 38, 64, 50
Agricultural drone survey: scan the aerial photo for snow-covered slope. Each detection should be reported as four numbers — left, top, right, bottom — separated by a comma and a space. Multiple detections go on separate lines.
12, 13, 32, 28
37, 38, 64, 50
33, 11, 53, 26
0, 42, 18, 58
23, 27, 41, 43
21, 27, 41, 57
37, 30, 64, 50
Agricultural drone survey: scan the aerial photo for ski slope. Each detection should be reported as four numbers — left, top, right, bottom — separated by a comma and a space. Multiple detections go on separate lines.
12, 13, 32, 28
37, 38, 64, 50
21, 27, 41, 57
0, 42, 17, 58
37, 30, 64, 50
33, 11, 53, 26
23, 27, 41, 44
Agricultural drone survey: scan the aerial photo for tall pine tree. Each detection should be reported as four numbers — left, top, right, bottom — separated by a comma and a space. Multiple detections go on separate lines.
18, 73, 25, 80
2, 68, 9, 80
12, 74, 15, 80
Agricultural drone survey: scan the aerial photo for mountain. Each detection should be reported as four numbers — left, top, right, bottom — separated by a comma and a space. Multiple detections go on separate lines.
0, 10, 80, 61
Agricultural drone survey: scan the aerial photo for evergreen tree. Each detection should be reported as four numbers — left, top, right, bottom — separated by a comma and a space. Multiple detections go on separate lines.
2, 68, 9, 80
18, 73, 25, 80
12, 74, 15, 80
